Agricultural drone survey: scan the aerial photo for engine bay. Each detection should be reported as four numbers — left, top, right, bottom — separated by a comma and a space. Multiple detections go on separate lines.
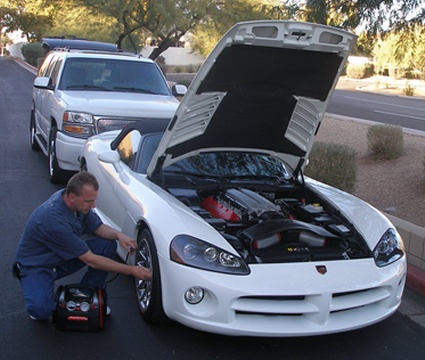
169, 184, 372, 264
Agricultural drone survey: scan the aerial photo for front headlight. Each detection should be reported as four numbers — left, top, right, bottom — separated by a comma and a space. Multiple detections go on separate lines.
373, 228, 404, 267
170, 235, 250, 275
63, 111, 94, 138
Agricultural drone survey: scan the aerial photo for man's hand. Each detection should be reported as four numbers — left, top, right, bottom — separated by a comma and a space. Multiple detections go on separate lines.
94, 224, 137, 252
132, 266, 152, 280
117, 232, 138, 253
80, 250, 152, 280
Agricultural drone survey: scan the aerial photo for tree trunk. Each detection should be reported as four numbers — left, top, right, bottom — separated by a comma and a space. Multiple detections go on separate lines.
148, 39, 176, 61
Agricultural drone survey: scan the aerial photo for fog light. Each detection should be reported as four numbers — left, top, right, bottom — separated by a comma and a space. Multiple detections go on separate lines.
185, 287, 204, 304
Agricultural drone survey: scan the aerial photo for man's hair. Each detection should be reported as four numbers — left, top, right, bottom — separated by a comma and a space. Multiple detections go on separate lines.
66, 172, 99, 196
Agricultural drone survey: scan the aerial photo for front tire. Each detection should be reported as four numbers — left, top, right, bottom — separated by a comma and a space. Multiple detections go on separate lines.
48, 127, 69, 184
135, 229, 167, 323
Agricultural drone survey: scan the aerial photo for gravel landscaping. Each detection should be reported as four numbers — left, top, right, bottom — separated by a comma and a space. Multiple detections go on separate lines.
317, 114, 425, 227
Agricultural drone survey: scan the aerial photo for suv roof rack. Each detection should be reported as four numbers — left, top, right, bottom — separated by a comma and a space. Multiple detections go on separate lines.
41, 37, 118, 53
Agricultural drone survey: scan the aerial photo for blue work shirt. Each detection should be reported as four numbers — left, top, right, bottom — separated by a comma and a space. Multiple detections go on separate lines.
15, 189, 103, 268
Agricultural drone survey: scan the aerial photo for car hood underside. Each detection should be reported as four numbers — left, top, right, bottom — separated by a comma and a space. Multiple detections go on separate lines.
148, 21, 356, 176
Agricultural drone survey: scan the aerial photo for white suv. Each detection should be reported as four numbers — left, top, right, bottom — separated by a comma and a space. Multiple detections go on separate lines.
31, 41, 186, 183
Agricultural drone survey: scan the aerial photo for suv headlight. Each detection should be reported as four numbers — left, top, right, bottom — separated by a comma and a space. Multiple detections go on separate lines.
373, 228, 404, 267
63, 111, 94, 138
170, 235, 250, 275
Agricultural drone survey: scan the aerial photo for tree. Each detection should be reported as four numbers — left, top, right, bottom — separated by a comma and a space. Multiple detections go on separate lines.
72, 0, 220, 59
43, 3, 121, 44
0, 0, 54, 41
0, 30, 12, 55
191, 0, 300, 57
143, 0, 215, 60
183, 0, 266, 57
354, 32, 375, 57
71, 0, 295, 60
374, 24, 425, 79
72, 0, 148, 51
4, 0, 425, 67
300, 0, 425, 34
373, 34, 397, 76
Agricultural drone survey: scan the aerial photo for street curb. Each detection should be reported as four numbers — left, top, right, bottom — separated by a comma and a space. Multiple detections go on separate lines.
12, 56, 38, 74
407, 264, 425, 298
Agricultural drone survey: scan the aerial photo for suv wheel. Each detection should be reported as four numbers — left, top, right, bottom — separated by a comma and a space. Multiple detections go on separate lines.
30, 110, 40, 151
48, 127, 68, 184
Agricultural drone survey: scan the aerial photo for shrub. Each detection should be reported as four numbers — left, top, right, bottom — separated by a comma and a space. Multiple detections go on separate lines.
363, 62, 374, 77
186, 63, 201, 73
304, 142, 357, 193
21, 42, 44, 67
346, 62, 374, 79
367, 124, 404, 159
346, 64, 363, 79
402, 81, 415, 96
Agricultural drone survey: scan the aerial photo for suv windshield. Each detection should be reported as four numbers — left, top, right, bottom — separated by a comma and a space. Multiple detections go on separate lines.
58, 58, 171, 95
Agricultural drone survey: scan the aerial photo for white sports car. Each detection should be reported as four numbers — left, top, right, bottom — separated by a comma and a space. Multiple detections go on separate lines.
80, 21, 406, 337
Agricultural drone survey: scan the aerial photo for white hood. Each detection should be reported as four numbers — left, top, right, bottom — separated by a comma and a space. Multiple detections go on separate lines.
59, 90, 180, 118
148, 21, 356, 177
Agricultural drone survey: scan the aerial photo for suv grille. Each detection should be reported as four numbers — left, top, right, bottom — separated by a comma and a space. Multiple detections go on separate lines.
95, 117, 139, 133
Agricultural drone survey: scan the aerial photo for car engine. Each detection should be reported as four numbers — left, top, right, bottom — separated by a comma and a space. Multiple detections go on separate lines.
171, 186, 371, 264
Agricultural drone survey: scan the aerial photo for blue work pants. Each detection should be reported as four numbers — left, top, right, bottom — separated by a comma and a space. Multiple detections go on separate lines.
18, 237, 117, 321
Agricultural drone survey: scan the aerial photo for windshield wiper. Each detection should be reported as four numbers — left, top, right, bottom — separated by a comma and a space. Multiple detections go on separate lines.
65, 84, 110, 91
112, 86, 160, 94
164, 170, 220, 185
219, 174, 286, 182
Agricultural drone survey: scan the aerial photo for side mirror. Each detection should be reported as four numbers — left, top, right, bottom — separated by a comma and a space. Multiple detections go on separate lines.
34, 76, 54, 90
98, 151, 131, 185
98, 151, 122, 172
171, 84, 188, 97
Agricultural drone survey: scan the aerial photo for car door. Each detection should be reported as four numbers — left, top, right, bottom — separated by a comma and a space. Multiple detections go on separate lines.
95, 130, 143, 232
39, 56, 62, 140
33, 53, 55, 132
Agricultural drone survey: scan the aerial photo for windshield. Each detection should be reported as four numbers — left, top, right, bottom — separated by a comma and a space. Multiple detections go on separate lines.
58, 58, 171, 95
164, 153, 290, 179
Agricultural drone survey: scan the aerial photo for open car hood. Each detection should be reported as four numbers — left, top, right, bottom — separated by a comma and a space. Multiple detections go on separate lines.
148, 21, 356, 177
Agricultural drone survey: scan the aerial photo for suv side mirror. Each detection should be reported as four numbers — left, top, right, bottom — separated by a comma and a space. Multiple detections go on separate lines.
171, 84, 187, 97
34, 76, 54, 90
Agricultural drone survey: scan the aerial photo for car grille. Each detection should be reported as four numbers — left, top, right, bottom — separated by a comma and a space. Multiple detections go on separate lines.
95, 117, 139, 133
232, 286, 392, 325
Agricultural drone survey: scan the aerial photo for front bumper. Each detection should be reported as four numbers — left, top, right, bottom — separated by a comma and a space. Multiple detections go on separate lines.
159, 256, 406, 337
56, 131, 86, 171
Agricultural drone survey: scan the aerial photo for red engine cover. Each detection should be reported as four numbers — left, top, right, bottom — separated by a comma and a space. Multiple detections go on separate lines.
201, 197, 240, 222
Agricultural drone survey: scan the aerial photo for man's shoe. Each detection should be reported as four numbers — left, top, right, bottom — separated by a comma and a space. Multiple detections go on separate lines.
106, 306, 111, 316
